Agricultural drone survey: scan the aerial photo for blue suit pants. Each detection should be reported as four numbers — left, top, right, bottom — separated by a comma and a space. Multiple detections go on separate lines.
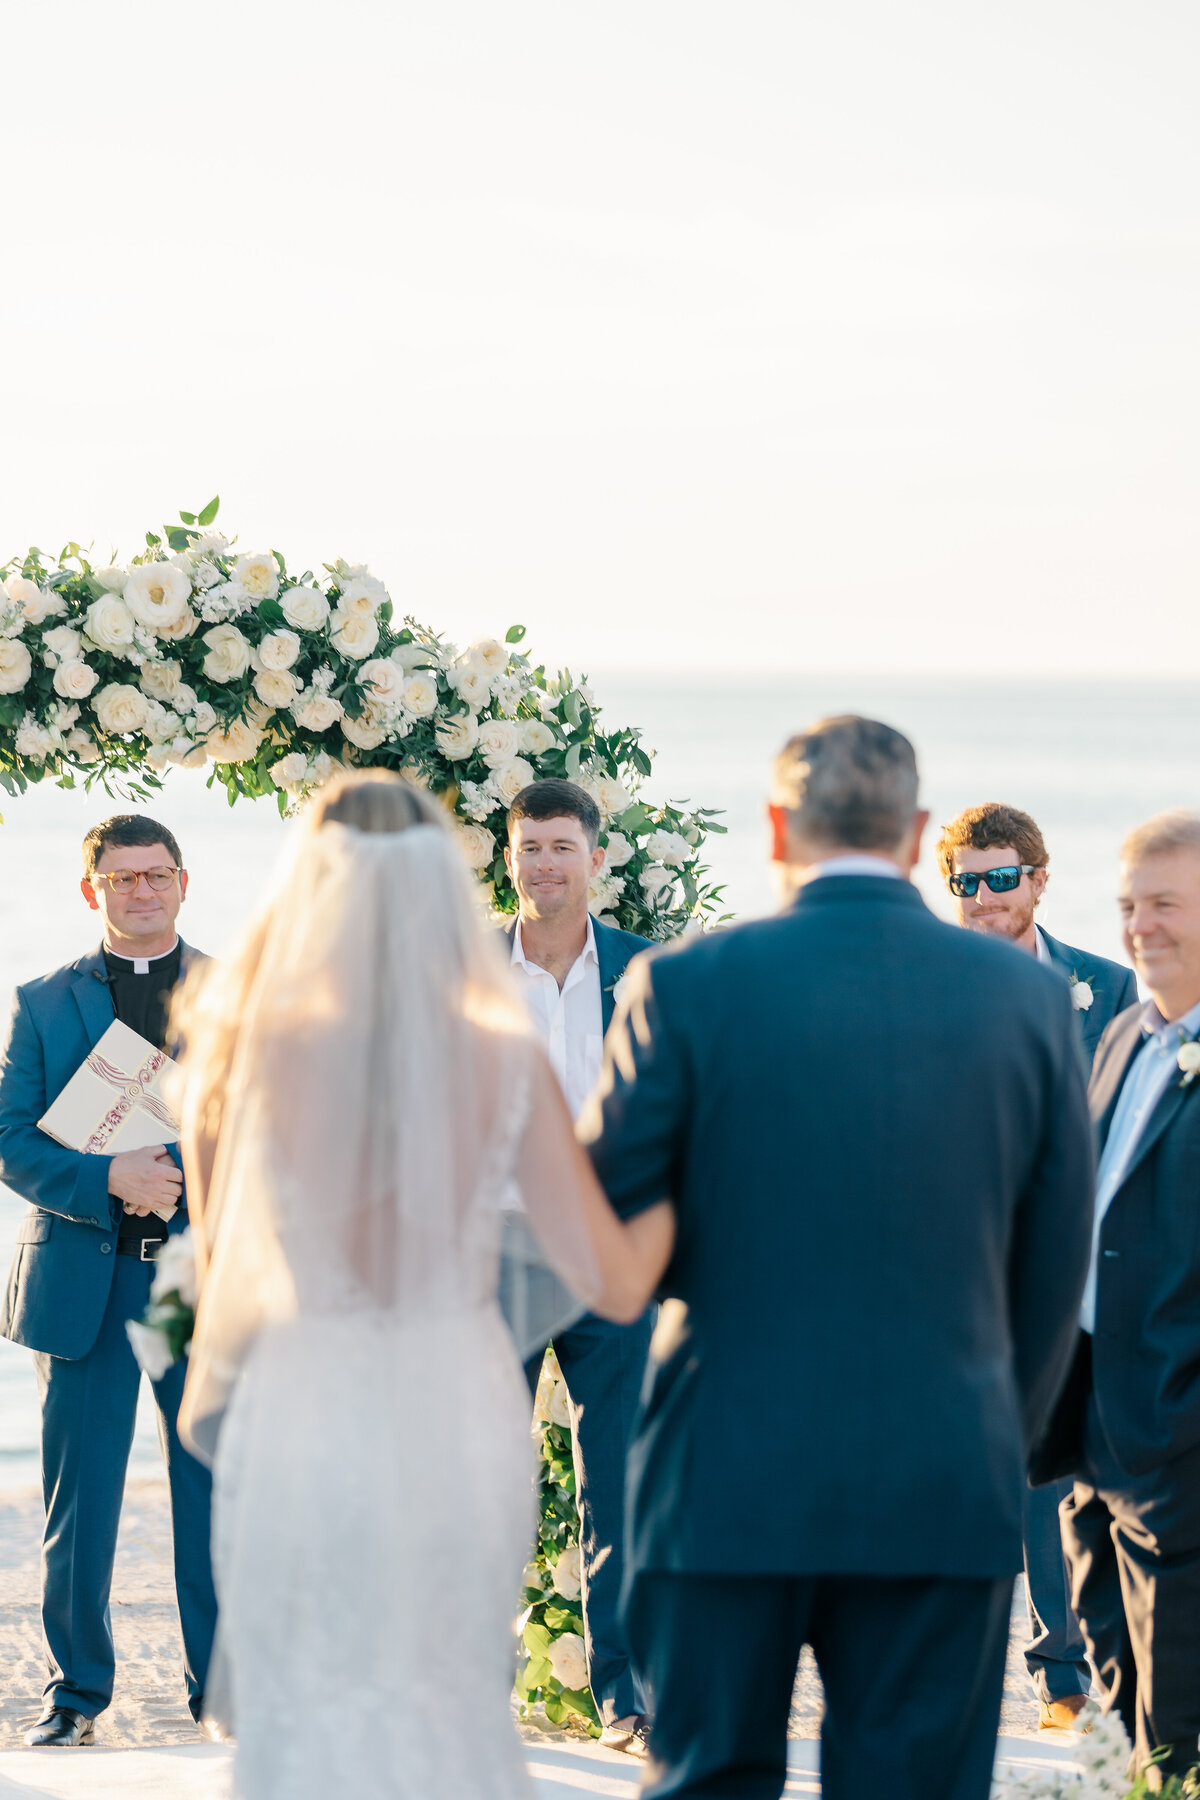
32, 1252, 217, 1720
1021, 1476, 1090, 1702
525, 1308, 654, 1726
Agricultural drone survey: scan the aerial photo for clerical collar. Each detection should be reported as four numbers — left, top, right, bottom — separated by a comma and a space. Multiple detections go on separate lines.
103, 938, 181, 977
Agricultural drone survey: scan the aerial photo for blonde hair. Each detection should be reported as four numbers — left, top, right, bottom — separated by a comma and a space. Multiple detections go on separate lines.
1121, 809, 1200, 868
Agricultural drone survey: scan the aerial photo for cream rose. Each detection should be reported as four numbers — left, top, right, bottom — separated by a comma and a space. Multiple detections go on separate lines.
53, 660, 99, 701
358, 657, 405, 706
139, 659, 182, 702
167, 741, 208, 770
464, 637, 509, 675
477, 719, 522, 768
15, 717, 55, 761
258, 629, 301, 671
399, 671, 438, 718
1178, 1041, 1200, 1080
233, 551, 279, 600
205, 717, 264, 764
341, 712, 388, 750
646, 828, 691, 869
519, 719, 557, 757
273, 751, 309, 788
65, 727, 102, 764
42, 625, 83, 665
123, 562, 190, 631
435, 713, 479, 760
84, 594, 137, 652
190, 701, 218, 735
156, 604, 199, 641
253, 667, 300, 709
92, 566, 128, 593
487, 757, 536, 807
602, 832, 634, 868
202, 624, 252, 683
6, 574, 65, 625
547, 1632, 588, 1694
450, 665, 492, 709
548, 1379, 572, 1429
92, 682, 150, 736
291, 692, 344, 733
550, 1547, 582, 1602
639, 864, 675, 902
279, 584, 330, 633
171, 682, 199, 716
391, 639, 437, 672
456, 822, 495, 871
0, 638, 33, 694
329, 609, 379, 660
1070, 981, 1094, 1012
589, 774, 631, 820
337, 575, 388, 617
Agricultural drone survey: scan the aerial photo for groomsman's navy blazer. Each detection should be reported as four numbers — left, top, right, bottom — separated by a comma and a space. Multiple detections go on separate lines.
584, 877, 1096, 1581
1038, 927, 1138, 1069
0, 942, 203, 1360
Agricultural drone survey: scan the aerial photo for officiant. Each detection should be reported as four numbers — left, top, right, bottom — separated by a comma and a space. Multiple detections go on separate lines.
0, 814, 217, 1748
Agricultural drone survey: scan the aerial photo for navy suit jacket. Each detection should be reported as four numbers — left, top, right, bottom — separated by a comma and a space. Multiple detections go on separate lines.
0, 942, 204, 1360
584, 877, 1095, 1580
1032, 1000, 1200, 1483
1038, 927, 1138, 1072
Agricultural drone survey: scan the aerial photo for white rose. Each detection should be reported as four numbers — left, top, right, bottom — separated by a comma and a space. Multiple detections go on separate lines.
15, 717, 55, 761
191, 559, 223, 590
139, 659, 182, 701
589, 774, 631, 820
1071, 981, 1094, 1012
547, 1631, 588, 1692
450, 664, 492, 709
399, 671, 438, 718
123, 562, 190, 631
149, 1232, 198, 1307
639, 864, 675, 902
291, 691, 344, 732
84, 594, 136, 652
551, 1546, 582, 1602
280, 584, 330, 632
92, 682, 150, 736
258, 629, 301, 671
171, 683, 199, 717
338, 575, 388, 617
168, 739, 208, 770
66, 727, 101, 764
464, 637, 509, 675
602, 832, 634, 868
190, 700, 217, 735
53, 660, 99, 701
359, 657, 405, 706
456, 822, 495, 871
92, 566, 127, 592
329, 609, 379, 660
156, 604, 199, 641
435, 713, 479, 760
125, 1320, 175, 1381
477, 718, 522, 768
202, 624, 251, 683
144, 743, 171, 771
42, 625, 83, 665
233, 551, 279, 600
253, 667, 300, 709
205, 717, 264, 764
391, 639, 437, 671
519, 719, 557, 757
0, 638, 33, 693
646, 829, 691, 869
487, 757, 536, 808
341, 712, 387, 750
548, 1379, 572, 1429
273, 751, 309, 788
588, 871, 625, 915
311, 752, 335, 782
1178, 1041, 1200, 1077
5, 574, 65, 625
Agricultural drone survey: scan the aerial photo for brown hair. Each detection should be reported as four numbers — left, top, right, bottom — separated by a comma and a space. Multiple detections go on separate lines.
935, 803, 1048, 885
1121, 809, 1200, 867
507, 778, 601, 848
772, 716, 919, 852
82, 814, 183, 877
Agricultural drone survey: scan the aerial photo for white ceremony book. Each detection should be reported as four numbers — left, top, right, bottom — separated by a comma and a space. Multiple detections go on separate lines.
39, 1020, 182, 1223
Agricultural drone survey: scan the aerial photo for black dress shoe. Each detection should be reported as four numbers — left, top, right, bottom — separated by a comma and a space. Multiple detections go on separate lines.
25, 1708, 95, 1747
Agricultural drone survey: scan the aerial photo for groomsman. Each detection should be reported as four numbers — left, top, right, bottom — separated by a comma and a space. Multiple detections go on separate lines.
1033, 811, 1200, 1778
504, 778, 654, 1754
937, 801, 1137, 1730
583, 717, 1094, 1800
0, 816, 217, 1746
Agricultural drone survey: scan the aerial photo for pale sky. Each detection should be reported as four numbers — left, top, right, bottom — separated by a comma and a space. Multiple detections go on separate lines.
2, 1, 1197, 675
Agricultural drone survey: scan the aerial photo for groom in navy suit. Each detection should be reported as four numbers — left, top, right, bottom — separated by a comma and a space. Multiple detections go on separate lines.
938, 801, 1138, 1731
583, 718, 1095, 1800
503, 778, 654, 1752
0, 815, 217, 1746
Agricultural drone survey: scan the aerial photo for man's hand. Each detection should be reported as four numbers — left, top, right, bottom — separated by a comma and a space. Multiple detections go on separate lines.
108, 1145, 182, 1218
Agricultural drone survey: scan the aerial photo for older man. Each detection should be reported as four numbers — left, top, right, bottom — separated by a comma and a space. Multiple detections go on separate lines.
584, 717, 1095, 1800
1033, 811, 1200, 1778
938, 802, 1137, 1730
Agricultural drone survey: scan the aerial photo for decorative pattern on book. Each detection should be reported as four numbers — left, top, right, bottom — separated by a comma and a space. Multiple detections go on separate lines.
80, 1048, 178, 1152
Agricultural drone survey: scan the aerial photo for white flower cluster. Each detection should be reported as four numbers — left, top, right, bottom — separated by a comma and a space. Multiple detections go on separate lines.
990, 1706, 1131, 1799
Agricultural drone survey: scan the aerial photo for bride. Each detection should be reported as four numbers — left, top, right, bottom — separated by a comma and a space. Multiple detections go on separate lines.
174, 770, 673, 1800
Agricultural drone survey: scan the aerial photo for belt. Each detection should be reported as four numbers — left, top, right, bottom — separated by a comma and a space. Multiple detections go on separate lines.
116, 1236, 168, 1261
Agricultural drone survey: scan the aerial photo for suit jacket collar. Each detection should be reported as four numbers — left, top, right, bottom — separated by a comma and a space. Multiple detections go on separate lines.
502, 915, 637, 1033
789, 874, 927, 914
68, 939, 201, 1048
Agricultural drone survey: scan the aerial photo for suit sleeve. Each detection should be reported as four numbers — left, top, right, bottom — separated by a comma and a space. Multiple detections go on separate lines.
0, 987, 116, 1227
1009, 984, 1096, 1449
1114, 965, 1140, 1014
579, 951, 690, 1219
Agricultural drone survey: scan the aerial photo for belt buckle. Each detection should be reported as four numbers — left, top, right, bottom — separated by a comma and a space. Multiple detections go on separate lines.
140, 1239, 160, 1263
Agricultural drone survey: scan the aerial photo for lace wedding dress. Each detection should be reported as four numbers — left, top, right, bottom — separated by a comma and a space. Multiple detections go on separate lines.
177, 821, 598, 1800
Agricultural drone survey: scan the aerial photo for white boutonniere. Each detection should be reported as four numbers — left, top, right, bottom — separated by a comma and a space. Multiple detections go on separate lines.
1177, 1039, 1200, 1088
1069, 974, 1094, 1011
610, 970, 634, 1011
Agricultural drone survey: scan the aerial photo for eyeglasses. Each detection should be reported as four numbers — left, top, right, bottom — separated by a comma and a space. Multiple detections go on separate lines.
947, 864, 1036, 899
91, 867, 180, 895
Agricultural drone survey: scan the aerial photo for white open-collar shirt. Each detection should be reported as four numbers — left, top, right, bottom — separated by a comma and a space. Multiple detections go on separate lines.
510, 916, 604, 1123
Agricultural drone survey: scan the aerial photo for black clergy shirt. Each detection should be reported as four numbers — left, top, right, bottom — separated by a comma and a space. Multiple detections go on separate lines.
102, 939, 182, 1243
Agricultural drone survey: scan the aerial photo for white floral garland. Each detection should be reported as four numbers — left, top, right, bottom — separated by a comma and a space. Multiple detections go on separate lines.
0, 501, 725, 933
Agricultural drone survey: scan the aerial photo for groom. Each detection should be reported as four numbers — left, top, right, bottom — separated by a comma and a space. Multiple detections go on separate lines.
583, 717, 1095, 1800
504, 778, 654, 1752
0, 815, 217, 1746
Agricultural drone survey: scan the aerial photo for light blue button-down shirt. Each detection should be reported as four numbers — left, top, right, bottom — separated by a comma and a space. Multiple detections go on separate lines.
1080, 995, 1200, 1331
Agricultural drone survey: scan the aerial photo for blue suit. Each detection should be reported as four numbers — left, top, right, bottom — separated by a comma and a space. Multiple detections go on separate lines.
507, 916, 656, 1728
0, 944, 217, 1722
1021, 929, 1138, 1705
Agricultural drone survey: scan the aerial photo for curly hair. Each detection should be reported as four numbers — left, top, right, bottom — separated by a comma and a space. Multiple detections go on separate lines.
935, 803, 1048, 886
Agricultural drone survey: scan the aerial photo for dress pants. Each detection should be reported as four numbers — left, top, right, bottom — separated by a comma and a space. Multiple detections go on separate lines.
1022, 1476, 1090, 1703
1061, 1387, 1200, 1778
525, 1307, 654, 1726
32, 1252, 218, 1720
627, 1569, 1013, 1800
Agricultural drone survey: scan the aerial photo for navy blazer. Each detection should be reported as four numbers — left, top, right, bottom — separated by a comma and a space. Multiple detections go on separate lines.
501, 915, 649, 1035
585, 877, 1095, 1580
1038, 927, 1138, 1072
0, 942, 204, 1360
1032, 1000, 1200, 1483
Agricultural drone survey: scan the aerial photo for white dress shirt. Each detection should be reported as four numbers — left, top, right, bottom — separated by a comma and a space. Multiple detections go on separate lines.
802, 855, 902, 882
1035, 926, 1053, 967
510, 916, 604, 1123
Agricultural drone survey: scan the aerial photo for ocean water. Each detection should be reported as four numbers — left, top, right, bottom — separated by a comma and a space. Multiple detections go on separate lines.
1, 672, 1198, 1488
